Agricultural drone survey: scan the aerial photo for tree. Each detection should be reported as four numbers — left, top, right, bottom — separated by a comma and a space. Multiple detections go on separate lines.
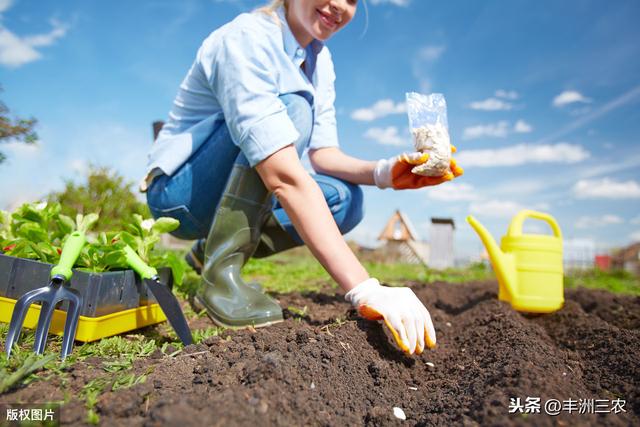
0, 87, 38, 164
47, 165, 151, 232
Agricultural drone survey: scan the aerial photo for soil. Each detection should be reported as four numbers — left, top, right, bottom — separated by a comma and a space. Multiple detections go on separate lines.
1, 281, 639, 426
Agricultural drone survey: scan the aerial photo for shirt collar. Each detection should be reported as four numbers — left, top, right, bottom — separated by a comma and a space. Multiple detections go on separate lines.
276, 6, 324, 66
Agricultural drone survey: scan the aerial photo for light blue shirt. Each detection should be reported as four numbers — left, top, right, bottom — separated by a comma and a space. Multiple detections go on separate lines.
147, 7, 339, 176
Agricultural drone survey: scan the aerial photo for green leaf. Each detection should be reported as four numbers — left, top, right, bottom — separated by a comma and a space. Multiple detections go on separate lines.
19, 204, 45, 223
131, 214, 145, 236
78, 213, 99, 233
124, 223, 141, 238
27, 241, 48, 263
162, 251, 186, 286
57, 214, 76, 234
15, 222, 48, 243
117, 231, 140, 252
150, 217, 180, 234
101, 250, 128, 269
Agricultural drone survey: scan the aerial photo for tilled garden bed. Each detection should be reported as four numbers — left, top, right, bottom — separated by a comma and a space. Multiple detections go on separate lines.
2, 281, 639, 426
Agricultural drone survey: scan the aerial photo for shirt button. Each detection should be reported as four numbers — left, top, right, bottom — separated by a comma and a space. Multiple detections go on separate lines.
296, 48, 304, 57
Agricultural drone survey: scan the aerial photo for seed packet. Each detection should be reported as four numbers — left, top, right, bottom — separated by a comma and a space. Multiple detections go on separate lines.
406, 92, 451, 176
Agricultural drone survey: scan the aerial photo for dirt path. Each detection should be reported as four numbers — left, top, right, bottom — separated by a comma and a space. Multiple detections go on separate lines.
3, 281, 639, 426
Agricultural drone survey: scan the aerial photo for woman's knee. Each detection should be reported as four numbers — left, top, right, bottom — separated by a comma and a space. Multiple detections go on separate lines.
339, 183, 364, 234
279, 93, 312, 156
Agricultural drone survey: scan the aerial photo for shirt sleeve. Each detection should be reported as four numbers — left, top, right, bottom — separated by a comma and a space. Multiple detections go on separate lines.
202, 27, 300, 167
309, 50, 339, 150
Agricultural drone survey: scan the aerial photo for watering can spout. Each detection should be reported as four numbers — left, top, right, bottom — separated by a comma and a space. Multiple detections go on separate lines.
466, 215, 517, 299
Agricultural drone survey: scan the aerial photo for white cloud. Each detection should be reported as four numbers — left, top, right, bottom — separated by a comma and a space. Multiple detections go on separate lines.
0, 28, 40, 67
469, 200, 525, 218
538, 85, 640, 145
457, 143, 589, 167
463, 120, 533, 140
468, 98, 513, 111
552, 90, 592, 107
514, 119, 533, 133
351, 99, 406, 121
495, 90, 519, 100
425, 182, 480, 201
0, 18, 68, 68
23, 19, 68, 46
418, 45, 445, 62
463, 121, 509, 140
490, 179, 546, 197
370, 0, 411, 6
363, 126, 405, 146
631, 231, 640, 242
469, 200, 550, 219
0, 0, 12, 13
573, 178, 640, 199
69, 158, 89, 175
575, 215, 624, 229
2, 140, 40, 156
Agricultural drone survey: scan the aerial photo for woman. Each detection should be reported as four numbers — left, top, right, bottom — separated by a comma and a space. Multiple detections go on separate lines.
141, 0, 462, 355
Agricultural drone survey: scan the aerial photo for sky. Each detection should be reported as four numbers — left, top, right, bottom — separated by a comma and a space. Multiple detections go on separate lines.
1, 0, 639, 262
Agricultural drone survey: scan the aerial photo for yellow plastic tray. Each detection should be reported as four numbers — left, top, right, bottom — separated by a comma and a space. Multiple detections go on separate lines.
0, 296, 167, 342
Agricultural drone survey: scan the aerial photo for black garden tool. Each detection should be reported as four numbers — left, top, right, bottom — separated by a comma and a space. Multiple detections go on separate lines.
123, 246, 193, 345
5, 231, 86, 359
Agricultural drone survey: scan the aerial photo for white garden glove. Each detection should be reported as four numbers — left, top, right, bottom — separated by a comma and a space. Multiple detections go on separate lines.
345, 278, 436, 355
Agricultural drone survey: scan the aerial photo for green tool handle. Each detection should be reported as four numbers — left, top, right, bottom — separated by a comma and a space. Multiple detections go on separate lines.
50, 231, 86, 280
123, 245, 158, 279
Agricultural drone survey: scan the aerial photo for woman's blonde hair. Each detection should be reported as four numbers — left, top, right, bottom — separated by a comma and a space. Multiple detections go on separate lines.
255, 0, 287, 24
256, 0, 285, 14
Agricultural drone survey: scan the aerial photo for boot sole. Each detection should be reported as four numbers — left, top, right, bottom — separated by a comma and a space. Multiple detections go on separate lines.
194, 295, 284, 329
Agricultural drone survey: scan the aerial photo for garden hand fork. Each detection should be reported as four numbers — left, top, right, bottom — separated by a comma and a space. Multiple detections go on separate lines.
5, 231, 86, 359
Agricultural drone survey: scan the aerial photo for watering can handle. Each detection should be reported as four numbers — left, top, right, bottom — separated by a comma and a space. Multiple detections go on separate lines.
508, 210, 562, 238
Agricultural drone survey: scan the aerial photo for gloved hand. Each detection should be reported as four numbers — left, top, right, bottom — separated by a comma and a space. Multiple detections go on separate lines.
345, 278, 436, 355
374, 146, 463, 189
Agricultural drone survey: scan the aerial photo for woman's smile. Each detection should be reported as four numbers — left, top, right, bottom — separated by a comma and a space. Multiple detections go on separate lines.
316, 8, 339, 30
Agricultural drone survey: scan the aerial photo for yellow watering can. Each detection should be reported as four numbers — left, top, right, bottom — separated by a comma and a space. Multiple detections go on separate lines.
466, 210, 564, 313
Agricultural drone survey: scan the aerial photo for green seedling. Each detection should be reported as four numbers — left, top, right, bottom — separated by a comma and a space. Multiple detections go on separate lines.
192, 326, 224, 344
82, 377, 109, 425
111, 368, 152, 391
287, 305, 308, 317
0, 352, 57, 393
1, 202, 184, 283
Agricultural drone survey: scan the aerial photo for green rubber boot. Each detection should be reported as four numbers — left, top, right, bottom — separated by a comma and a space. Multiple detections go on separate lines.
252, 213, 300, 259
195, 163, 284, 328
185, 214, 300, 271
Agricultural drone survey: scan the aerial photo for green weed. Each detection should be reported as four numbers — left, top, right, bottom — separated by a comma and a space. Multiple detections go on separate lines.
192, 326, 224, 344
82, 377, 109, 425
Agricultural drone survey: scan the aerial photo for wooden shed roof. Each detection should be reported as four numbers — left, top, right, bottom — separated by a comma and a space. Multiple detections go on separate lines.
378, 210, 420, 241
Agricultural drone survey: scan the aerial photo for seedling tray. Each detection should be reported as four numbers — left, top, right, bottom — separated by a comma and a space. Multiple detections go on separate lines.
0, 296, 167, 342
0, 253, 173, 341
0, 253, 172, 316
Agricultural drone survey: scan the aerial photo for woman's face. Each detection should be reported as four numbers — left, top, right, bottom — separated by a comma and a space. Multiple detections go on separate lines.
287, 0, 357, 47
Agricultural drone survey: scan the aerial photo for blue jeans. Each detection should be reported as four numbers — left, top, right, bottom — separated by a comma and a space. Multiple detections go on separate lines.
146, 94, 364, 247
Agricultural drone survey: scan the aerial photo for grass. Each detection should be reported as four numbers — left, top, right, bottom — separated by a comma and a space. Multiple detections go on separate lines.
565, 268, 640, 295
241, 247, 496, 294
176, 245, 640, 296
0, 323, 204, 422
